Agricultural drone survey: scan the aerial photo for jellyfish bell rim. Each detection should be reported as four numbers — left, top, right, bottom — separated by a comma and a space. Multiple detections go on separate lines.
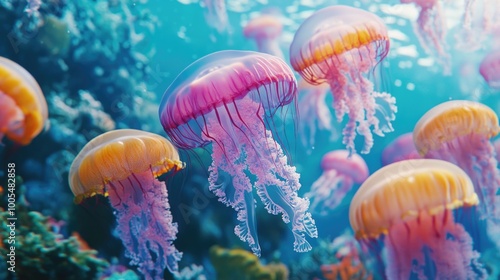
68, 129, 184, 203
243, 15, 283, 39
348, 159, 478, 239
413, 100, 500, 155
289, 5, 389, 74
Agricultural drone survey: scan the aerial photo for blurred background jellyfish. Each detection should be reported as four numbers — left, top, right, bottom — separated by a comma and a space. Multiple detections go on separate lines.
243, 14, 284, 59
0, 57, 48, 145
201, 0, 229, 34
479, 49, 500, 89
297, 78, 338, 151
349, 159, 486, 279
413, 100, 500, 221
290, 5, 397, 155
305, 150, 368, 216
68, 129, 185, 280
399, 0, 450, 71
381, 132, 421, 166
159, 50, 317, 257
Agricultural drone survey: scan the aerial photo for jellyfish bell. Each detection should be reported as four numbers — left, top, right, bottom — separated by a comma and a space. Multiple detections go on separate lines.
413, 100, 500, 221
349, 159, 486, 279
0, 57, 48, 145
159, 50, 317, 257
243, 14, 284, 59
290, 5, 396, 155
69, 129, 185, 280
381, 132, 421, 166
479, 49, 500, 89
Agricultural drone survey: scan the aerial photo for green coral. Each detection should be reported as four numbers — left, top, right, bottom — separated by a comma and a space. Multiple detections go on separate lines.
0, 204, 108, 280
209, 245, 288, 280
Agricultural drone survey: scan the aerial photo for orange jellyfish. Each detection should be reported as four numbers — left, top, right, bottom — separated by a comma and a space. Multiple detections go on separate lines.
290, 5, 396, 155
413, 100, 500, 221
69, 129, 185, 280
0, 57, 48, 145
349, 159, 486, 279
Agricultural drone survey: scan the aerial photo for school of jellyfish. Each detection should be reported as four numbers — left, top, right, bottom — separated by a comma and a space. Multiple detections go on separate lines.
2, 1, 500, 279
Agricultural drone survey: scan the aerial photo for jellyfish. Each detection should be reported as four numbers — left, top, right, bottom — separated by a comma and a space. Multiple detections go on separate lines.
243, 14, 284, 59
413, 100, 500, 221
68, 129, 185, 280
381, 133, 421, 166
290, 5, 397, 155
305, 150, 368, 216
159, 50, 317, 257
479, 49, 500, 89
202, 0, 229, 33
297, 78, 339, 150
494, 138, 500, 163
0, 57, 48, 145
349, 159, 486, 279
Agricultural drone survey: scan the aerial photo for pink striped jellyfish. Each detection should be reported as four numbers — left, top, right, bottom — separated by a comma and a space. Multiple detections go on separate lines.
414, 100, 500, 221
159, 50, 318, 257
202, 0, 229, 33
305, 150, 368, 216
479, 49, 500, 89
290, 5, 397, 155
297, 78, 338, 151
381, 133, 421, 166
243, 14, 284, 59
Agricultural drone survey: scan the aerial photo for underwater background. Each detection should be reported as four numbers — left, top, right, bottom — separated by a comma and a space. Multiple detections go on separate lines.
1, 0, 500, 279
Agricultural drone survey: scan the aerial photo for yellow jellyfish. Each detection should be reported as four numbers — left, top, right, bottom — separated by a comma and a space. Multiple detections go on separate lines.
349, 159, 485, 279
0, 57, 48, 145
69, 129, 185, 280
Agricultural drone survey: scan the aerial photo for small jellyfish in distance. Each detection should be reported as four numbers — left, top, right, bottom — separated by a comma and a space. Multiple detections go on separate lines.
305, 150, 368, 216
0, 57, 48, 145
479, 49, 500, 89
243, 14, 284, 59
297, 78, 338, 151
202, 0, 229, 33
414, 100, 500, 221
350, 159, 486, 279
290, 5, 397, 155
68, 129, 185, 280
159, 50, 318, 257
381, 132, 421, 166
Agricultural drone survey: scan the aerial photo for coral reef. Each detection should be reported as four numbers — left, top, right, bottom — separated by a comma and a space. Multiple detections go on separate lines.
0, 203, 108, 279
209, 245, 288, 280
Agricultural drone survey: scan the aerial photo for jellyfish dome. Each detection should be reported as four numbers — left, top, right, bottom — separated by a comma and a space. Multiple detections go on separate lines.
305, 150, 368, 216
290, 5, 397, 155
479, 49, 500, 89
244, 14, 284, 59
69, 129, 185, 280
350, 159, 486, 279
0, 57, 48, 145
381, 133, 421, 166
159, 50, 317, 256
297, 78, 338, 150
414, 100, 500, 220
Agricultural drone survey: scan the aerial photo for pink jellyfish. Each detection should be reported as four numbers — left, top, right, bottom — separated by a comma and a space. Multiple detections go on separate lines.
414, 100, 500, 221
479, 49, 500, 89
243, 14, 284, 59
290, 5, 397, 155
381, 133, 421, 166
305, 150, 369, 216
159, 50, 318, 257
297, 78, 338, 150
494, 138, 500, 163
202, 0, 229, 33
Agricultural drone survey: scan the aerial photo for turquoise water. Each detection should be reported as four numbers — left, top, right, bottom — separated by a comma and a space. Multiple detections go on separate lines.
1, 0, 500, 279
